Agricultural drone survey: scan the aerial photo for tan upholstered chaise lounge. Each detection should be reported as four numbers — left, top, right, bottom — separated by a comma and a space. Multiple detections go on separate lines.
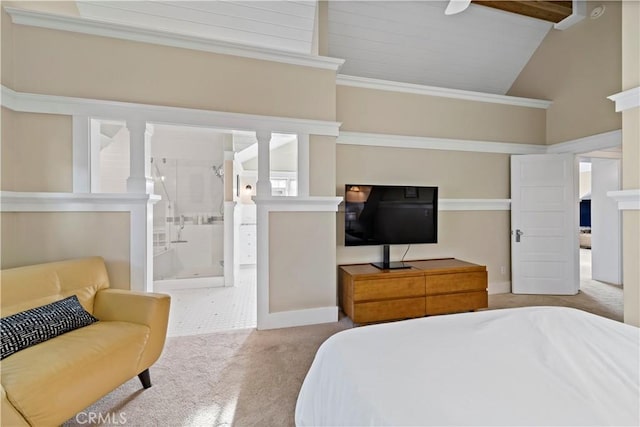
0, 257, 171, 426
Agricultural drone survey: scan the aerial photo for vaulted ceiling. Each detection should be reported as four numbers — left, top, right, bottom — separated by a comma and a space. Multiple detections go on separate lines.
68, 1, 572, 95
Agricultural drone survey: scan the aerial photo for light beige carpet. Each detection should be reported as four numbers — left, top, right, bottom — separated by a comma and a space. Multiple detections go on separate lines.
63, 280, 622, 427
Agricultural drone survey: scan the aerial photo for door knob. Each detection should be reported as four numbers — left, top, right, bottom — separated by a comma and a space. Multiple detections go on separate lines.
515, 229, 524, 243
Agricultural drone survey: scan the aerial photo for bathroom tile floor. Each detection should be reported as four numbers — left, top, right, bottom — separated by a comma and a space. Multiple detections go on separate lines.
161, 266, 257, 337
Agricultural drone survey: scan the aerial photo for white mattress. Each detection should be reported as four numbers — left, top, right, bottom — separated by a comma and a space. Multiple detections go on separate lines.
296, 307, 639, 426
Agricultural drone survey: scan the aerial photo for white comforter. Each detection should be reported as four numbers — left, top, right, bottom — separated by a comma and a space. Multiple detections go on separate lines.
296, 307, 639, 426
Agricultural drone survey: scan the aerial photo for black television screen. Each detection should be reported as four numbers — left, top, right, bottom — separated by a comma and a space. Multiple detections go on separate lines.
344, 185, 438, 246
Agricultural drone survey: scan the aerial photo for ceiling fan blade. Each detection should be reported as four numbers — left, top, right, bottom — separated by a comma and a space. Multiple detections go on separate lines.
445, 0, 472, 15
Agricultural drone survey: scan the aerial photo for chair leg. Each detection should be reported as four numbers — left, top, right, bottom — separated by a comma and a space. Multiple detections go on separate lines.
138, 369, 152, 389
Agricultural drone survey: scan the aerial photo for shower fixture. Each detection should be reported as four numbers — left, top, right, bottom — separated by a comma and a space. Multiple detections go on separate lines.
212, 164, 224, 178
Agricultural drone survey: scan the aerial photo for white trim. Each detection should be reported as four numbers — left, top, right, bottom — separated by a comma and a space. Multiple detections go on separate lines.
439, 199, 511, 211
608, 87, 640, 112
0, 191, 160, 211
554, 0, 586, 30
0, 191, 160, 292
0, 85, 342, 137
337, 132, 546, 155
4, 7, 344, 72
339, 129, 623, 156
336, 75, 552, 109
546, 130, 622, 154
607, 189, 640, 210
252, 196, 343, 212
261, 306, 338, 330
255, 196, 343, 330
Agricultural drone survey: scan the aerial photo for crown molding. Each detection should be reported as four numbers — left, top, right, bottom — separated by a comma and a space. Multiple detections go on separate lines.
1, 85, 342, 137
4, 6, 345, 72
608, 86, 640, 112
337, 132, 546, 155
336, 75, 552, 109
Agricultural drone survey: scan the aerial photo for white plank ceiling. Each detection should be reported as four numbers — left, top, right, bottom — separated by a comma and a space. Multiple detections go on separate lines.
76, 0, 317, 54
73, 1, 553, 95
328, 1, 552, 94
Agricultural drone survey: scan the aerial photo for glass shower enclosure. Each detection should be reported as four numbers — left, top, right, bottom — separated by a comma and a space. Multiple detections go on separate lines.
152, 157, 225, 286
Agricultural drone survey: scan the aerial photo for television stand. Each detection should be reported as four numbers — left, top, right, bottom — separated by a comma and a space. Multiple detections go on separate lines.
339, 258, 488, 324
371, 245, 411, 270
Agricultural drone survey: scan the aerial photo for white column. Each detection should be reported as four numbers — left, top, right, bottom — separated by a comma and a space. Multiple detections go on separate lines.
126, 120, 155, 292
126, 119, 154, 194
255, 130, 272, 197
297, 133, 310, 197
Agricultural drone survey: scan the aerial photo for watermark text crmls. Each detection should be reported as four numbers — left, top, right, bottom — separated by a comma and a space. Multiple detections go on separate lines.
75, 411, 127, 425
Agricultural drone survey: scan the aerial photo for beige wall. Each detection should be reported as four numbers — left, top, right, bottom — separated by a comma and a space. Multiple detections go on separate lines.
10, 18, 336, 121
1, 7, 14, 87
336, 144, 511, 292
508, 1, 622, 144
337, 144, 510, 199
310, 135, 336, 197
0, 212, 131, 289
337, 86, 546, 144
269, 212, 336, 312
1, 108, 73, 192
621, 0, 640, 327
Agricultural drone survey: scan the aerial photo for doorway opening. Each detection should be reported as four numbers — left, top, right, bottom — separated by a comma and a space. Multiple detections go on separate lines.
577, 154, 623, 317
92, 121, 301, 335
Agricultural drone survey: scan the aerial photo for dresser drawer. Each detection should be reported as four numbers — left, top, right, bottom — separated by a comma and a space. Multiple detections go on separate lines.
425, 291, 487, 315
426, 271, 487, 295
353, 276, 424, 302
354, 297, 425, 323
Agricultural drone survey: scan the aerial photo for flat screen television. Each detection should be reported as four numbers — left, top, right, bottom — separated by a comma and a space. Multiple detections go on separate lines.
344, 185, 438, 269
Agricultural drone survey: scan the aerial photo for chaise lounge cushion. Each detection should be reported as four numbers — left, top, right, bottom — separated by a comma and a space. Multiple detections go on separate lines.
1, 321, 149, 426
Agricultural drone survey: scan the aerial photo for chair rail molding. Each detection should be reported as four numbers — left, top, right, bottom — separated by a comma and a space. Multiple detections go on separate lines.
0, 191, 160, 292
608, 87, 640, 112
607, 190, 640, 211
439, 199, 511, 211
4, 7, 345, 72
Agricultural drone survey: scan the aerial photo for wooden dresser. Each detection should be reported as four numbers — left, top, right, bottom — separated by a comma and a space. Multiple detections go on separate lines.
339, 258, 488, 324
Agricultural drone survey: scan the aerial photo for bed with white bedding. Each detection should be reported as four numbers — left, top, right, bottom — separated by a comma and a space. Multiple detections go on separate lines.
295, 306, 639, 426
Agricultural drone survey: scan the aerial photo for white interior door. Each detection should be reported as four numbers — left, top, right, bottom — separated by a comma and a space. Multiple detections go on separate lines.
511, 154, 579, 295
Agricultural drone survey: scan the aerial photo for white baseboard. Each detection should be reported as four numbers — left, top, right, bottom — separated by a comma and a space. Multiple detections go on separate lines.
259, 306, 338, 330
489, 281, 512, 295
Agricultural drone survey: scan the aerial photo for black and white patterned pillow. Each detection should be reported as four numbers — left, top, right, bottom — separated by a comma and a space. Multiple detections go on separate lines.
1, 295, 98, 360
